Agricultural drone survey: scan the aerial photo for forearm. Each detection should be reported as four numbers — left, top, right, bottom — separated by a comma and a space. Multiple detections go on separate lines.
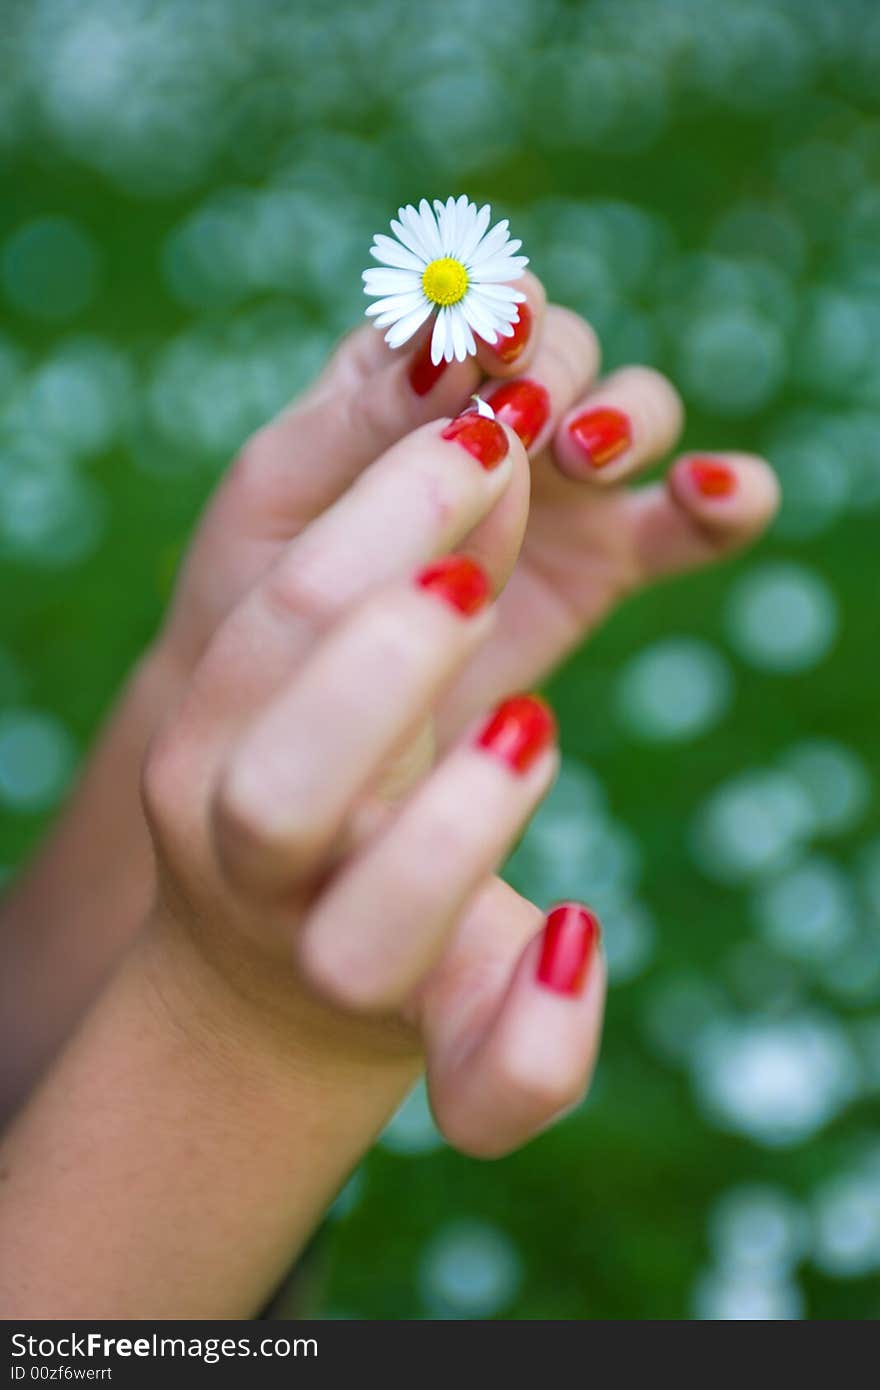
0, 913, 420, 1318
0, 646, 178, 1119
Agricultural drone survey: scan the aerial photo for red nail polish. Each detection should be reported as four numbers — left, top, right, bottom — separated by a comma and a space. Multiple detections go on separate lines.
486, 378, 550, 449
689, 457, 737, 499
480, 302, 532, 365
441, 413, 509, 470
416, 555, 490, 617
408, 334, 449, 397
567, 406, 632, 469
475, 694, 556, 774
536, 903, 600, 996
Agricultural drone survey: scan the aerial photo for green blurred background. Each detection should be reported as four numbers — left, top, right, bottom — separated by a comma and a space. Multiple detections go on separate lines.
2, 0, 880, 1319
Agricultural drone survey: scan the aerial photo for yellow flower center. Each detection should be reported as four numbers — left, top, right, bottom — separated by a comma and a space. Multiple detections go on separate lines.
422, 256, 469, 307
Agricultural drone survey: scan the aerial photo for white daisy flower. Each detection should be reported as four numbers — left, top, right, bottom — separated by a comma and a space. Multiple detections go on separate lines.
363, 196, 528, 366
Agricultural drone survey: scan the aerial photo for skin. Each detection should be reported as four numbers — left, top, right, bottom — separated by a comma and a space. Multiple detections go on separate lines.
0, 276, 779, 1316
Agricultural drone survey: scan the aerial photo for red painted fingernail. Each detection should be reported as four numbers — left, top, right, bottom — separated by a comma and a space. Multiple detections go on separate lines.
536, 903, 601, 996
689, 457, 737, 499
441, 412, 509, 470
480, 302, 533, 365
475, 693, 556, 774
408, 334, 450, 397
567, 406, 632, 469
485, 378, 550, 449
416, 555, 490, 617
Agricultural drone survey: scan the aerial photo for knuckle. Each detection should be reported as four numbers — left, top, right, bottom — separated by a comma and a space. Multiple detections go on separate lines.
612, 364, 684, 424
521, 269, 547, 314
430, 1088, 515, 1160
351, 598, 444, 691
496, 1045, 584, 1118
297, 933, 399, 1017
545, 306, 601, 381
212, 771, 320, 893
261, 556, 339, 631
330, 323, 379, 378
435, 1114, 507, 1161
347, 375, 396, 458
228, 432, 272, 501
141, 728, 184, 831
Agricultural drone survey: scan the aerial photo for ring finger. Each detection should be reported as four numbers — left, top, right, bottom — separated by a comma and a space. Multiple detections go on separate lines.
551, 364, 684, 486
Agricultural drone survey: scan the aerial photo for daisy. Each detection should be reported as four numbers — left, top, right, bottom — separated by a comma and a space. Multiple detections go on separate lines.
363, 196, 528, 365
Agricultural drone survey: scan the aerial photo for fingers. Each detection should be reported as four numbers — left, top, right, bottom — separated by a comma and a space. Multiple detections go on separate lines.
480, 305, 601, 454
226, 273, 546, 541
147, 416, 527, 850
230, 345, 485, 531
627, 451, 781, 580
455, 305, 600, 583
471, 272, 546, 380
212, 559, 496, 897
192, 411, 524, 726
427, 888, 606, 1159
297, 695, 558, 1011
552, 364, 684, 485
269, 411, 525, 617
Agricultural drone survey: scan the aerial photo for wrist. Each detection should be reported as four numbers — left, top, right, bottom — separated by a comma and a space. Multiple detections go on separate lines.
143, 902, 423, 1090
1, 906, 421, 1318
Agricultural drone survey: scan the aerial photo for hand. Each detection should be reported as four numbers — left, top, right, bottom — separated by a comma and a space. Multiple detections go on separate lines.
1, 269, 778, 1118
160, 271, 779, 739
429, 277, 781, 728
144, 408, 602, 1159
0, 413, 601, 1317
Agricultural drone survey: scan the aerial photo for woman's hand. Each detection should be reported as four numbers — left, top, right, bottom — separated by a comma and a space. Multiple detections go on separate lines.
160, 272, 779, 721
0, 409, 604, 1317
145, 407, 602, 1157
0, 269, 778, 1117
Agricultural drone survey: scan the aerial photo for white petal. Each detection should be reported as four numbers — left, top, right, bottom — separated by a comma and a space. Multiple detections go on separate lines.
362, 267, 421, 295
433, 196, 457, 255
458, 203, 492, 263
416, 198, 444, 260
471, 255, 529, 283
472, 395, 495, 419
449, 307, 468, 362
468, 291, 520, 339
446, 194, 472, 256
460, 293, 502, 343
384, 301, 433, 349
471, 252, 528, 278
370, 235, 425, 272
430, 308, 449, 365
365, 289, 426, 319
460, 312, 477, 359
467, 219, 511, 268
373, 306, 425, 329
392, 207, 434, 262
467, 283, 517, 318
453, 194, 472, 251
469, 282, 527, 305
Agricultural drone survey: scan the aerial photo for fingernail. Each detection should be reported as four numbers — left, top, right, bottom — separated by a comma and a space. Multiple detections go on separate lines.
536, 903, 600, 996
567, 406, 632, 469
485, 378, 550, 449
441, 412, 509, 470
689, 457, 737, 499
409, 334, 450, 397
416, 555, 490, 617
480, 302, 533, 365
475, 693, 556, 774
